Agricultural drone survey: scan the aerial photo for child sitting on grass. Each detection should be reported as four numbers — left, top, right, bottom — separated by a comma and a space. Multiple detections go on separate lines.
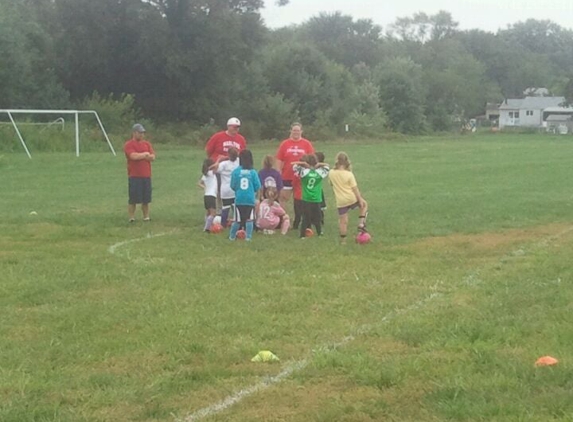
256, 187, 290, 235
293, 154, 330, 238
198, 158, 218, 232
329, 152, 368, 244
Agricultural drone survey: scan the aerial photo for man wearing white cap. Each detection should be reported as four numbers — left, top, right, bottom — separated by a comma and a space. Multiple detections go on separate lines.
205, 118, 247, 219
205, 117, 247, 162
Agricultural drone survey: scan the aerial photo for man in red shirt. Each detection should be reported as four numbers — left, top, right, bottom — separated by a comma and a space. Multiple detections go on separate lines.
276, 122, 314, 208
205, 117, 247, 162
124, 124, 156, 222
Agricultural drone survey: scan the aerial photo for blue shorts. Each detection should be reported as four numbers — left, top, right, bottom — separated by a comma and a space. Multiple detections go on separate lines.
128, 177, 152, 205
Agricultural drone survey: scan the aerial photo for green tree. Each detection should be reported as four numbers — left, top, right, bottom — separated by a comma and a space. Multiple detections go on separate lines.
0, 0, 69, 109
375, 58, 427, 134
389, 11, 458, 43
299, 12, 384, 67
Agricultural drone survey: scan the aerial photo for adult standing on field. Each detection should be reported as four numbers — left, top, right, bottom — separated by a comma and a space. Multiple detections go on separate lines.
205, 117, 247, 162
276, 123, 314, 208
124, 124, 155, 223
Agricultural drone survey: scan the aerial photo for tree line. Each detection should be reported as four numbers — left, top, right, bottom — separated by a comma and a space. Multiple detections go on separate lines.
1, 0, 573, 140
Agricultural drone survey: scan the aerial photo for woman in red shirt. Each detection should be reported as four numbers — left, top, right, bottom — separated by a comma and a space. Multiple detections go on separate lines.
276, 123, 314, 208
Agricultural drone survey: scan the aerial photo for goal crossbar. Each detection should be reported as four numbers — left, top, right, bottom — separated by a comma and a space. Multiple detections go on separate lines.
0, 109, 117, 159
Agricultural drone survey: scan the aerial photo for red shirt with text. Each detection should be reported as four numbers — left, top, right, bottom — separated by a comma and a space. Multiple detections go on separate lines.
205, 131, 247, 162
276, 138, 314, 181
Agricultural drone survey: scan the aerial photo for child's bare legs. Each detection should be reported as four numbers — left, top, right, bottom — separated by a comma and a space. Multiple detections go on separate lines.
338, 213, 349, 243
204, 208, 216, 231
280, 215, 290, 235
358, 200, 369, 231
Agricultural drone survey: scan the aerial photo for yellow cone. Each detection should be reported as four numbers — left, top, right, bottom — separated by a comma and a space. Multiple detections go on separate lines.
251, 351, 280, 363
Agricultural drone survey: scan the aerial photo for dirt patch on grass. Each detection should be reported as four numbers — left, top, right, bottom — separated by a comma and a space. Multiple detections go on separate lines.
407, 223, 572, 256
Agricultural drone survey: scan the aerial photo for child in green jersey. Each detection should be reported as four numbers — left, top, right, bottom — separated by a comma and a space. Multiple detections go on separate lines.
293, 154, 330, 238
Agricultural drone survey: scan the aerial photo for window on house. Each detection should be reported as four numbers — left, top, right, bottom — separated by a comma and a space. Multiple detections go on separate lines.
515, 112, 520, 119
526, 110, 534, 116
509, 112, 514, 118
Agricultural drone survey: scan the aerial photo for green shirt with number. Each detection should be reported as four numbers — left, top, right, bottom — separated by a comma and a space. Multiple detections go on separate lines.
294, 165, 330, 203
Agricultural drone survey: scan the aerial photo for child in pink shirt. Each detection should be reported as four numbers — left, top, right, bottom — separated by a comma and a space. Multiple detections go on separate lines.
256, 187, 290, 235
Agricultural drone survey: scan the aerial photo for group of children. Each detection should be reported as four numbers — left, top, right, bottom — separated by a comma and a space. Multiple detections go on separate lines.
199, 149, 368, 243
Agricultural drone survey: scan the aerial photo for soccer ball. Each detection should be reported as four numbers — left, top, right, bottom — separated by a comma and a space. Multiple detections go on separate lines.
210, 223, 223, 234
305, 228, 314, 237
213, 216, 222, 226
356, 232, 372, 244
237, 229, 247, 240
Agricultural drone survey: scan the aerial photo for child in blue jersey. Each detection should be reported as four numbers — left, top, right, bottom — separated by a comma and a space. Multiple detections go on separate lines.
230, 149, 261, 241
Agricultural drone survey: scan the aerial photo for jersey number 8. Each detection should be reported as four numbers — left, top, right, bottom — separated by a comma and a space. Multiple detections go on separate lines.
240, 178, 250, 190
307, 177, 317, 189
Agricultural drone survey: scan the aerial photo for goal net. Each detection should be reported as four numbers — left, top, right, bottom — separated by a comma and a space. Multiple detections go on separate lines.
0, 109, 117, 159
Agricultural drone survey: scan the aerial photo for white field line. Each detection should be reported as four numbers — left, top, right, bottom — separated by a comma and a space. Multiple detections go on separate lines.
176, 293, 442, 422
176, 225, 573, 422
108, 231, 176, 257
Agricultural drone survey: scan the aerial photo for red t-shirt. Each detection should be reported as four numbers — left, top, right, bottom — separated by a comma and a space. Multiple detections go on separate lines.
293, 174, 302, 201
276, 138, 314, 181
124, 139, 154, 178
205, 131, 247, 162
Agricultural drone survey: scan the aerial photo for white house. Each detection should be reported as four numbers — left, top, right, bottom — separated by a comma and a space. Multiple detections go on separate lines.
498, 96, 569, 129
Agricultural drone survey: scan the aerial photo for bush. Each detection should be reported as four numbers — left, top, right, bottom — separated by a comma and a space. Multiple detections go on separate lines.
346, 111, 388, 138
79, 92, 142, 135
304, 110, 338, 141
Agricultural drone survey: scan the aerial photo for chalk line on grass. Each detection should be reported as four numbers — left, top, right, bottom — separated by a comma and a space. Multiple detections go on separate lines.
176, 292, 442, 422
176, 225, 573, 422
108, 231, 176, 257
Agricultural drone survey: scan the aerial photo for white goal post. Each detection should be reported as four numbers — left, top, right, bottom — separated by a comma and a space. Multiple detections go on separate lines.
0, 109, 117, 159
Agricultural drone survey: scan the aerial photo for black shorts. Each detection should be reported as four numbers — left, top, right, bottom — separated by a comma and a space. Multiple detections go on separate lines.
222, 198, 235, 208
128, 177, 152, 205
204, 195, 217, 210
283, 180, 293, 190
235, 205, 254, 224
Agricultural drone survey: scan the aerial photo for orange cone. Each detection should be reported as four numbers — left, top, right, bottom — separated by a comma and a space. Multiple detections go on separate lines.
535, 356, 559, 367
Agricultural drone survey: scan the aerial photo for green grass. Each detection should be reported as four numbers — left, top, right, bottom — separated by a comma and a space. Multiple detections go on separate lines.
1, 133, 573, 421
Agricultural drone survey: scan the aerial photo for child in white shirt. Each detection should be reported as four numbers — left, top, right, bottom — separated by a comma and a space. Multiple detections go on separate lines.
198, 158, 219, 232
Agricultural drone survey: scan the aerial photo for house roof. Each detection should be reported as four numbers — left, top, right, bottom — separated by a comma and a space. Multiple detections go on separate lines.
499, 99, 524, 110
546, 114, 573, 122
524, 87, 550, 96
544, 106, 573, 114
499, 96, 566, 110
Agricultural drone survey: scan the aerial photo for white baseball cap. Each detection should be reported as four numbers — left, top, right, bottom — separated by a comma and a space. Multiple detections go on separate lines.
227, 117, 241, 127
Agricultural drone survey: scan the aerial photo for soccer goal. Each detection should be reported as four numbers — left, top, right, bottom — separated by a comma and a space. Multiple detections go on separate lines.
0, 109, 117, 159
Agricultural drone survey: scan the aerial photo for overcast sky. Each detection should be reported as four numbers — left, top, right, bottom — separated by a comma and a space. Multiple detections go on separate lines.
262, 0, 573, 32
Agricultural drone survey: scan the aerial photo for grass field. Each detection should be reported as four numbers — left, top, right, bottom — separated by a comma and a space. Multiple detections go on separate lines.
2, 133, 573, 422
